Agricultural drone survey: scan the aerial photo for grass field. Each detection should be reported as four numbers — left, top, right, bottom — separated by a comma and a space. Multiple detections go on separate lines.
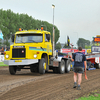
0, 62, 8, 66
76, 93, 100, 100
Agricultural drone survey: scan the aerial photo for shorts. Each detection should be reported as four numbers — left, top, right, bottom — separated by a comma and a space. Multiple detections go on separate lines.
73, 67, 84, 73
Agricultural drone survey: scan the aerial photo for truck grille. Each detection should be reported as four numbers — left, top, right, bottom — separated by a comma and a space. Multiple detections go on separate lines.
12, 48, 26, 58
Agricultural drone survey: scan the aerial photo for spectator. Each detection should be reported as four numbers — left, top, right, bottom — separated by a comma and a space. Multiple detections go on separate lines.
0, 47, 4, 55
70, 47, 87, 90
4, 48, 7, 51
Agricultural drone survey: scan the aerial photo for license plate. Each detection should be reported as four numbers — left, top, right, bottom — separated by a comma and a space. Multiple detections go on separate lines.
15, 60, 22, 62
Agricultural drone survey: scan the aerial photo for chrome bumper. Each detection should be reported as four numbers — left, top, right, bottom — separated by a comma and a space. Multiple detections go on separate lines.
4, 59, 38, 66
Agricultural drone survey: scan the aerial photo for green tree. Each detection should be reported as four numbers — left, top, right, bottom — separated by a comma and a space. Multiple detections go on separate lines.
55, 42, 61, 50
77, 38, 90, 48
0, 39, 2, 46
63, 42, 67, 48
3, 40, 10, 46
0, 9, 60, 46
85, 45, 91, 49
63, 42, 71, 48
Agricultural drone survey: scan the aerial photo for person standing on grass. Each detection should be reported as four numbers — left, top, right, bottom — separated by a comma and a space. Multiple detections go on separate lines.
70, 47, 87, 90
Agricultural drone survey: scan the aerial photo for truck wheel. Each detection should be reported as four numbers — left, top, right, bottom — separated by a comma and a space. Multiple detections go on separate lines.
94, 63, 100, 69
39, 58, 46, 74
30, 63, 39, 73
44, 55, 49, 72
98, 64, 100, 69
9, 66, 17, 75
58, 60, 65, 74
65, 60, 71, 73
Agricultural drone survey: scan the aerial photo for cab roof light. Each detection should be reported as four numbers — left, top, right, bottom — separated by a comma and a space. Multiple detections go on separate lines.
19, 28, 24, 31
19, 28, 22, 31
41, 27, 43, 30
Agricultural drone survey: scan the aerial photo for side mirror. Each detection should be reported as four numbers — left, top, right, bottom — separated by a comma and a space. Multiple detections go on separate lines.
46, 34, 50, 41
12, 34, 15, 42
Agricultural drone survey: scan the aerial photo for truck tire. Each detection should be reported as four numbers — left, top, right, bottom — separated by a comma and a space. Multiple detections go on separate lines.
44, 55, 49, 72
65, 60, 71, 73
39, 58, 46, 74
9, 66, 17, 75
94, 63, 100, 69
98, 64, 100, 69
58, 60, 65, 74
30, 63, 39, 73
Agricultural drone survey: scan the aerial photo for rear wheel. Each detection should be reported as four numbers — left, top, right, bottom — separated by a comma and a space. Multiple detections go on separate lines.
94, 63, 100, 69
58, 60, 65, 74
9, 66, 17, 75
39, 58, 46, 74
65, 60, 71, 73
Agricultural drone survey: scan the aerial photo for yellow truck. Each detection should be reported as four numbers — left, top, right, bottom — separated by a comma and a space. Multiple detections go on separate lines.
4, 27, 71, 75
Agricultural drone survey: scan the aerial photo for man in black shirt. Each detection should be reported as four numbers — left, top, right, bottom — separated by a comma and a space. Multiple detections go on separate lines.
70, 47, 87, 90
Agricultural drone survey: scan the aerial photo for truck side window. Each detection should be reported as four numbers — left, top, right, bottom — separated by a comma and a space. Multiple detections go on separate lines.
45, 34, 48, 42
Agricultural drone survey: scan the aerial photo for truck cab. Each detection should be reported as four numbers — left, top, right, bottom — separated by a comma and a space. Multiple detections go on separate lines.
4, 28, 53, 74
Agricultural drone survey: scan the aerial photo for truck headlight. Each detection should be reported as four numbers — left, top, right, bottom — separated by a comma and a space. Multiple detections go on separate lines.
6, 55, 9, 58
34, 54, 37, 58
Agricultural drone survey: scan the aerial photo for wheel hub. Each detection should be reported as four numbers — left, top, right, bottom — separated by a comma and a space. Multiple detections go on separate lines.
68, 64, 70, 71
61, 64, 65, 71
43, 63, 46, 70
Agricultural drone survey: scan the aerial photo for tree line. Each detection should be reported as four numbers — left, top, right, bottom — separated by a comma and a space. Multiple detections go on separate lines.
0, 9, 92, 49
56, 38, 92, 50
0, 9, 60, 46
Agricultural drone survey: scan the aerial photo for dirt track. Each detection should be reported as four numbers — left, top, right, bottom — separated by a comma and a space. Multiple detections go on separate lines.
0, 66, 100, 100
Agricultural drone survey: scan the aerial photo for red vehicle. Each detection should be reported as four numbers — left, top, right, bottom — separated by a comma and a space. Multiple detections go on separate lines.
86, 53, 100, 70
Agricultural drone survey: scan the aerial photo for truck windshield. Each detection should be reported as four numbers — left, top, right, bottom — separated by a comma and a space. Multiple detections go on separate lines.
15, 34, 43, 43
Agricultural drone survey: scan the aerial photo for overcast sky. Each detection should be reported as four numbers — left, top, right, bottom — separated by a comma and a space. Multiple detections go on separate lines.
0, 0, 100, 47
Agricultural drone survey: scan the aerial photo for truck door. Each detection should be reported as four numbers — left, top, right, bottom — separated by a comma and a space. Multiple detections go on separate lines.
44, 33, 52, 55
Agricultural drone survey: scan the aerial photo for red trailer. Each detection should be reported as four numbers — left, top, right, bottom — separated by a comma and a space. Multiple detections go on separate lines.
86, 53, 100, 70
